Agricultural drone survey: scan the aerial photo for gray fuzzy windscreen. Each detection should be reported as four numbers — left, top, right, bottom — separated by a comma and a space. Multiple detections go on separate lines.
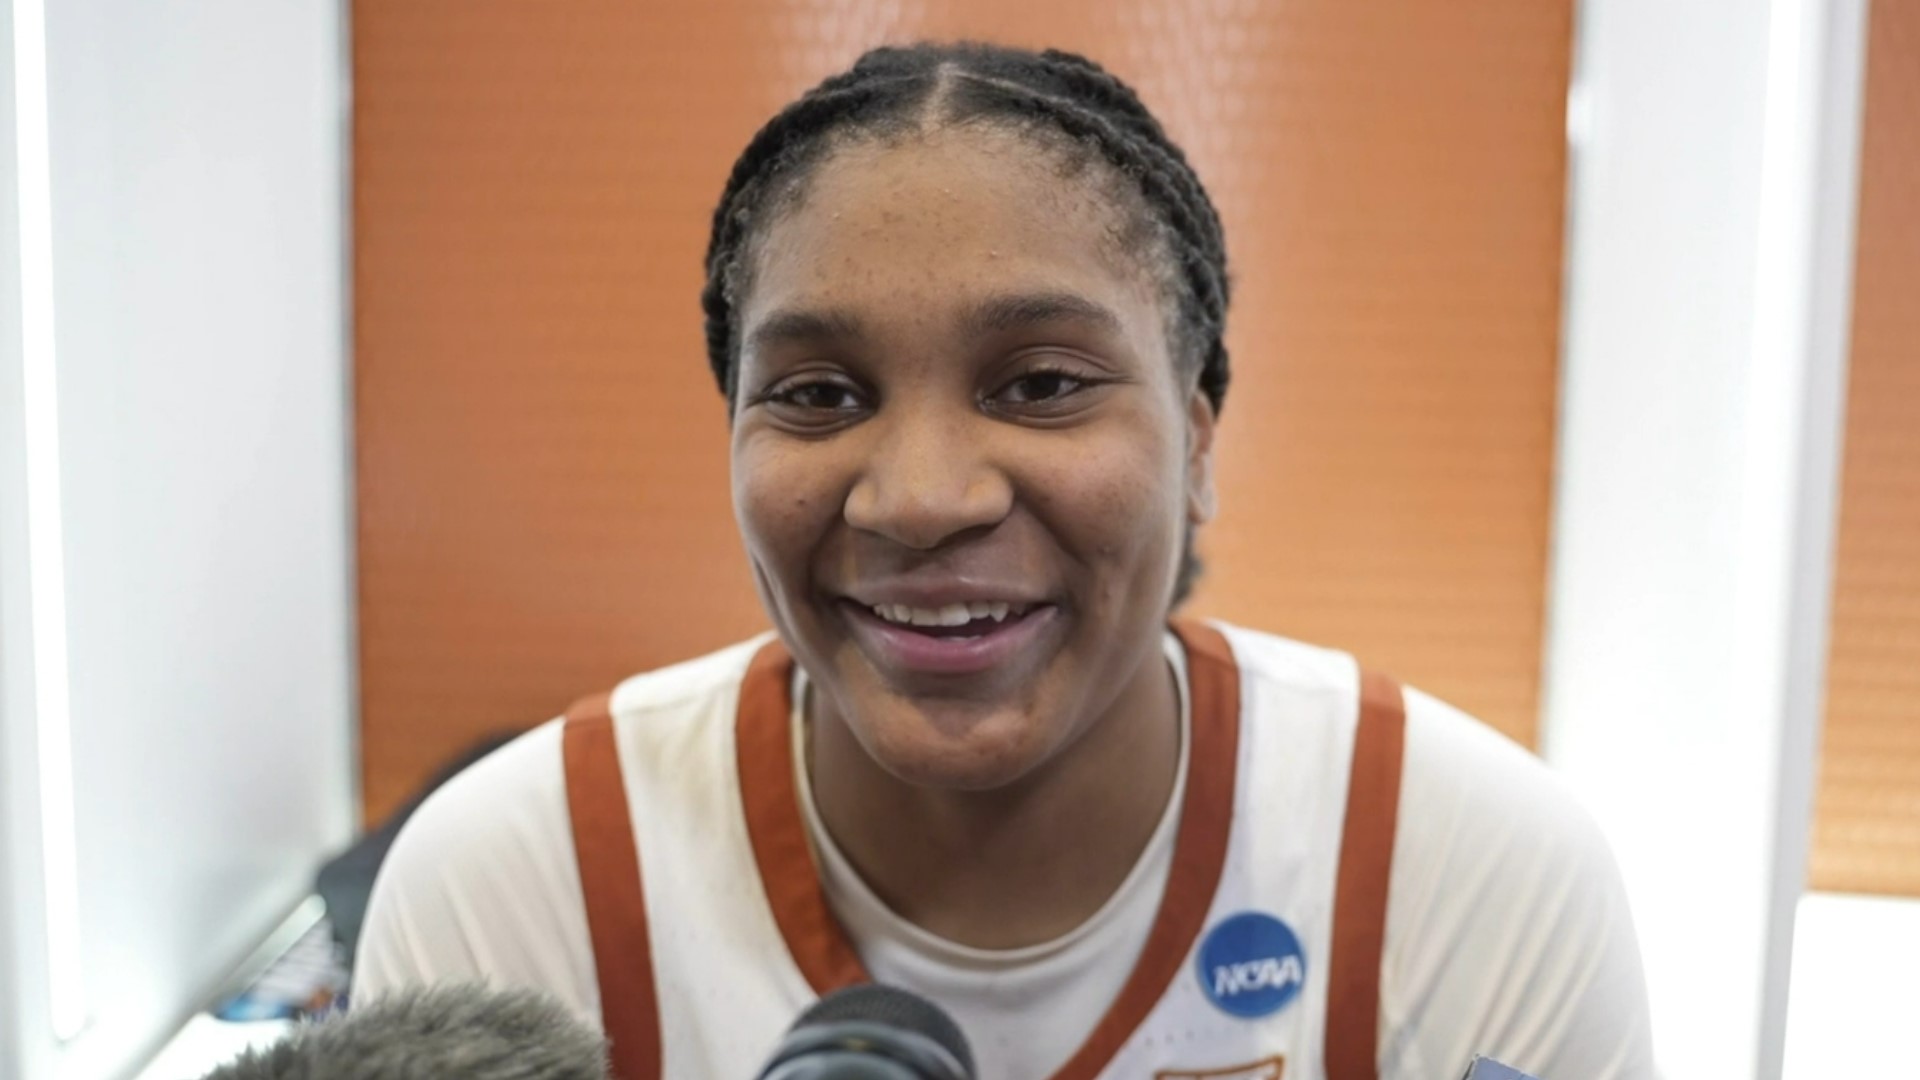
199, 983, 608, 1080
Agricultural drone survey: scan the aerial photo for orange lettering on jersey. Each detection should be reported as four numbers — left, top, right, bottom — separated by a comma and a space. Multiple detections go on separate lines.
1154, 1056, 1286, 1080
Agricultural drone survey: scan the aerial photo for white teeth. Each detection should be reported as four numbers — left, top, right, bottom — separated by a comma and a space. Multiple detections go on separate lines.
868, 601, 1030, 627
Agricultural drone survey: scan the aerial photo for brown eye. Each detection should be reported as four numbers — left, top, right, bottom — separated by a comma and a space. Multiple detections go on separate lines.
774, 381, 864, 412
1011, 371, 1078, 402
758, 376, 871, 431
991, 366, 1108, 413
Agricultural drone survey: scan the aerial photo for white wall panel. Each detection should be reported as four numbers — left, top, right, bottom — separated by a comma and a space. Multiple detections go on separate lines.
1543, 1, 1867, 1077
0, 3, 353, 1077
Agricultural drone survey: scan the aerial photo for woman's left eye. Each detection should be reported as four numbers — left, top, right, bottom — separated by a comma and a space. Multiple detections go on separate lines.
994, 369, 1091, 406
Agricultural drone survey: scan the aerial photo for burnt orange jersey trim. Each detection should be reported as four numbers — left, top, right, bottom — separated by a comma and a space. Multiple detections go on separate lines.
1324, 669, 1407, 1080
562, 692, 661, 1080
739, 621, 1242, 1080
735, 639, 868, 994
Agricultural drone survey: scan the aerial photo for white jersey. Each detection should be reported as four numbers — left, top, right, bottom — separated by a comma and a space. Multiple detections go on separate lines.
793, 633, 1194, 1078
355, 620, 1654, 1079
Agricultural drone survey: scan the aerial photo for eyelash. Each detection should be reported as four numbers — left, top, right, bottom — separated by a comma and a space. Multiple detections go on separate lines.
992, 364, 1096, 407
761, 379, 865, 412
755, 360, 1109, 421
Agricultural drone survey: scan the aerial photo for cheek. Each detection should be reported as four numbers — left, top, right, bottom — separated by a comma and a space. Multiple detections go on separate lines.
1024, 421, 1187, 572
731, 437, 839, 582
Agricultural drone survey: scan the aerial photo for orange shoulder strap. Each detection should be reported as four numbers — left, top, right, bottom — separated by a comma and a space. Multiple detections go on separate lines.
1324, 670, 1408, 1080
561, 691, 660, 1080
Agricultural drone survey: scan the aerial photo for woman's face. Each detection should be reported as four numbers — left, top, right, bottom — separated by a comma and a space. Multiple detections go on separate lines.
730, 127, 1216, 791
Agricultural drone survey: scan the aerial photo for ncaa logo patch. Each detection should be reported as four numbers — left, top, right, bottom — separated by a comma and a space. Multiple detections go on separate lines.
1196, 911, 1306, 1019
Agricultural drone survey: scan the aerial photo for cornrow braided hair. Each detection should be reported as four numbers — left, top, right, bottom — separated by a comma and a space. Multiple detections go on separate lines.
700, 41, 1231, 416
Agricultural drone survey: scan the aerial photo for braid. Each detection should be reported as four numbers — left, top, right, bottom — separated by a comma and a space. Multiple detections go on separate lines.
1028, 51, 1233, 410
700, 74, 934, 395
946, 69, 1231, 410
700, 42, 1232, 414
1035, 49, 1177, 148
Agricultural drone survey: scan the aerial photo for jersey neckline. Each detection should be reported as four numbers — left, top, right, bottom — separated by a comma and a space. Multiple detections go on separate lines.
731, 617, 1244, 1080
788, 631, 1192, 971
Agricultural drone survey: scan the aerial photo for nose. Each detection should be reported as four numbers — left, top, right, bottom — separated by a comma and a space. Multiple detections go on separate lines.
843, 409, 1013, 551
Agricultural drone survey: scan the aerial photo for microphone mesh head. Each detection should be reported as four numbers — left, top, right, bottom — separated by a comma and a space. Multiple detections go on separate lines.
200, 984, 607, 1080
792, 983, 975, 1075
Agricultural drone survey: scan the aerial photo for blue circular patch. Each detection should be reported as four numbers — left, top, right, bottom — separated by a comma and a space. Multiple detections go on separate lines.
1196, 911, 1307, 1019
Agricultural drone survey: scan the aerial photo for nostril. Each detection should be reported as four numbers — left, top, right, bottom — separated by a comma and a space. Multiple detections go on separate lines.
843, 450, 1016, 550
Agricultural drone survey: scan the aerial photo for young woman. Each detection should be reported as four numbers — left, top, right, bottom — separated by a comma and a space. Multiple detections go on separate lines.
356, 43, 1654, 1080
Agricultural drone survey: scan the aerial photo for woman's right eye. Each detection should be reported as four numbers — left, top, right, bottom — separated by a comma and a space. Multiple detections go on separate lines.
764, 378, 868, 418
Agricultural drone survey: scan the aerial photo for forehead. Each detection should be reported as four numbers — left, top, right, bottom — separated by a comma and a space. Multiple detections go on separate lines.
740, 127, 1166, 342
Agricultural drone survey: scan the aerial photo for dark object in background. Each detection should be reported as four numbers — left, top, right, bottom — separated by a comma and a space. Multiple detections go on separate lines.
757, 983, 975, 1080
197, 983, 607, 1080
316, 731, 523, 963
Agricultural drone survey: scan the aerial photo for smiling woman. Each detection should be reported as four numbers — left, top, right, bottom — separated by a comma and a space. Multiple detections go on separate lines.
353, 43, 1654, 1080
734, 123, 1201, 797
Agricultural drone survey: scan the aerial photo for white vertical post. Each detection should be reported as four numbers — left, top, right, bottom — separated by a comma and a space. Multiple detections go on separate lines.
0, 0, 62, 1073
0, 1, 356, 1077
8, 0, 84, 1046
1542, 1, 1867, 1078
0, 7, 41, 1079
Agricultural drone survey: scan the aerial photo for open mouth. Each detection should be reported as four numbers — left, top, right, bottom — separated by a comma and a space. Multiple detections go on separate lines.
841, 599, 1057, 677
863, 601, 1036, 639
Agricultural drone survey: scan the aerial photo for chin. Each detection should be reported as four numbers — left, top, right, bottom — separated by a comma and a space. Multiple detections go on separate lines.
852, 694, 1060, 792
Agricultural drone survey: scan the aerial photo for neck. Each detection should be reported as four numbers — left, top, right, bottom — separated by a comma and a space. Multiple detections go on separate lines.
807, 639, 1182, 950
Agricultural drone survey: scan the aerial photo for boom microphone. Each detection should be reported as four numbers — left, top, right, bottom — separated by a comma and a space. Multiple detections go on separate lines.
757, 984, 975, 1080
196, 983, 608, 1080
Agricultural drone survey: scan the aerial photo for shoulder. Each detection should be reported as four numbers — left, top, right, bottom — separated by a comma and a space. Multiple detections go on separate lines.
1202, 620, 1653, 1077
353, 719, 592, 1012
353, 634, 779, 1017
1207, 621, 1365, 731
1386, 692, 1654, 1078
1209, 621, 1358, 692
377, 718, 575, 881
1397, 685, 1595, 858
1390, 685, 1632, 935
1207, 618, 1609, 859
605, 633, 775, 723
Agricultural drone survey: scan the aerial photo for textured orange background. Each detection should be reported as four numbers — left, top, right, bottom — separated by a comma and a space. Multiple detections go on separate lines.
1812, 0, 1920, 897
353, 2, 1572, 823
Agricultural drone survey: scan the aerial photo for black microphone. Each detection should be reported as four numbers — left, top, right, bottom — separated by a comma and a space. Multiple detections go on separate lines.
196, 983, 608, 1080
756, 984, 975, 1080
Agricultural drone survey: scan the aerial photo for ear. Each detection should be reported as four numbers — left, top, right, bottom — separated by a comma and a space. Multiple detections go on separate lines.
1184, 389, 1218, 525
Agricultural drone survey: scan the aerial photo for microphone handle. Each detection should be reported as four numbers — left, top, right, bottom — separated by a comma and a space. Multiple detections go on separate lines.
763, 1054, 925, 1079
757, 1021, 972, 1080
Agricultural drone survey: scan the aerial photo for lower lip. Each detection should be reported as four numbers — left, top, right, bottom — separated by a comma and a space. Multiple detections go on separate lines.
842, 602, 1059, 678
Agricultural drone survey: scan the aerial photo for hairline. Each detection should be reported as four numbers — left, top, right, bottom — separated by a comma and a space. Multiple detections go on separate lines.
720, 94, 1200, 400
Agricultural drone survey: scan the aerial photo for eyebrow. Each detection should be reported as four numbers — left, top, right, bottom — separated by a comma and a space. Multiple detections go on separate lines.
745, 307, 868, 353
959, 291, 1125, 338
743, 290, 1125, 355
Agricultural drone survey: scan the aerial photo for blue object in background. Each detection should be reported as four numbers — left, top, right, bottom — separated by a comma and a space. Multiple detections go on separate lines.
1459, 1057, 1541, 1080
211, 918, 347, 1023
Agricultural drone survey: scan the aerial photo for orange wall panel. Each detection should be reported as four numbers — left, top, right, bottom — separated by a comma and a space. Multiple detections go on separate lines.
353, 2, 1572, 823
1813, 0, 1920, 897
